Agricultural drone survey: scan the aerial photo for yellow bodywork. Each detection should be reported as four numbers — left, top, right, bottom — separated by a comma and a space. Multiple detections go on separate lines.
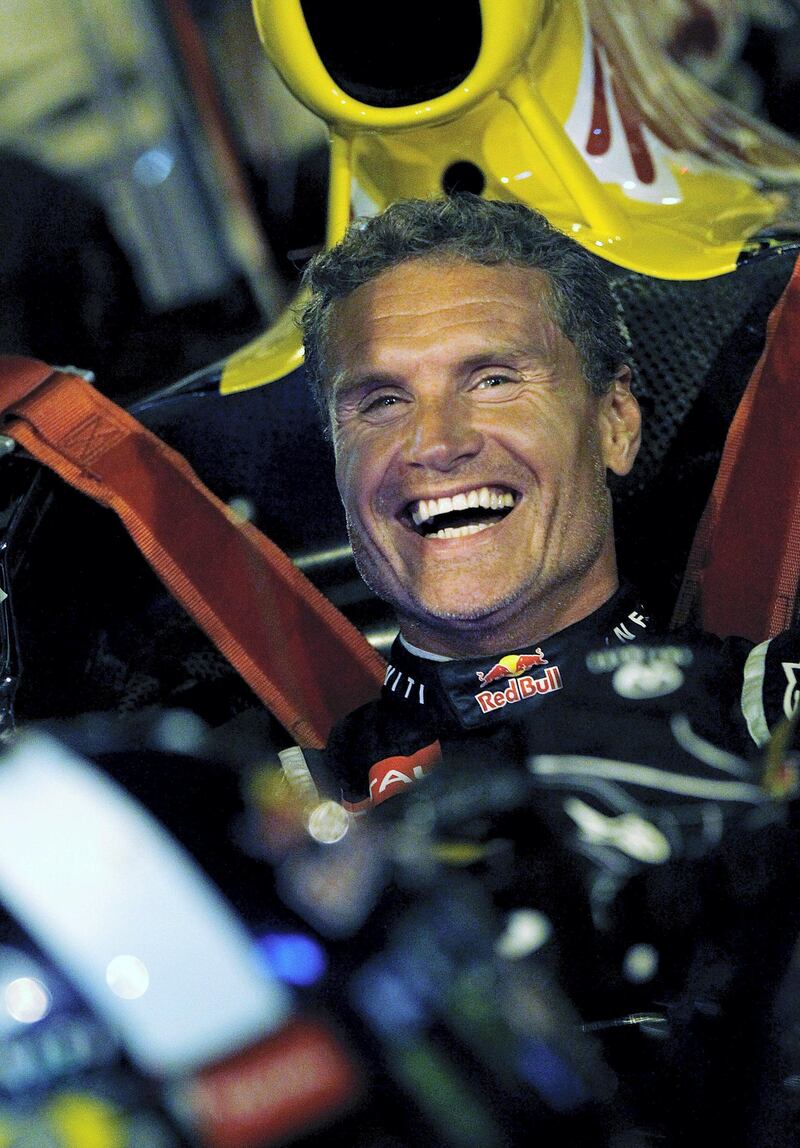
222, 0, 800, 394
0, 1093, 127, 1148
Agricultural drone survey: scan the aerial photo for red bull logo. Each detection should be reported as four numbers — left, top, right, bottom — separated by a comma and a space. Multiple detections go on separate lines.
475, 664, 563, 714
476, 649, 548, 685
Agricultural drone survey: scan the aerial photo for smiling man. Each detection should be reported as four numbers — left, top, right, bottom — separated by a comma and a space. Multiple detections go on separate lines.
295, 196, 658, 810
296, 196, 794, 813
317, 255, 639, 659
291, 198, 800, 1146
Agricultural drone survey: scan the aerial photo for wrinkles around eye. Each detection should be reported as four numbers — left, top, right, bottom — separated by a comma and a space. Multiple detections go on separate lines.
349, 390, 413, 423
472, 375, 529, 400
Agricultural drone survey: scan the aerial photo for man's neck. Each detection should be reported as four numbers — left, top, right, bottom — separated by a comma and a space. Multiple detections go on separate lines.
398, 571, 620, 660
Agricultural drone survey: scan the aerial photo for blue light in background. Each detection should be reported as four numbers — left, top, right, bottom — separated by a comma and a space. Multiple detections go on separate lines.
254, 933, 327, 986
349, 962, 427, 1038
516, 1038, 588, 1112
133, 148, 175, 187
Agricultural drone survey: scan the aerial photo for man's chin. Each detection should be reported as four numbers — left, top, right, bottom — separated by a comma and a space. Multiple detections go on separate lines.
351, 547, 532, 636
397, 590, 525, 636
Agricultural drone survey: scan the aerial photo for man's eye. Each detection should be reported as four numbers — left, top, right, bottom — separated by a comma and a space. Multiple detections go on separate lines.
475, 374, 514, 390
360, 393, 403, 416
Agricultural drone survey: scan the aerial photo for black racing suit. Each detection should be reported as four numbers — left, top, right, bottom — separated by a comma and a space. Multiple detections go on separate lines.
301, 584, 800, 1144
308, 583, 799, 814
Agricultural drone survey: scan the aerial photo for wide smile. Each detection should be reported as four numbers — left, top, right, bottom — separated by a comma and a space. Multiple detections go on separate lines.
401, 485, 518, 540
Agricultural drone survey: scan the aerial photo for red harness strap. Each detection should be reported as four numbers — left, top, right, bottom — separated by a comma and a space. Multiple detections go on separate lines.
672, 252, 800, 642
0, 357, 385, 747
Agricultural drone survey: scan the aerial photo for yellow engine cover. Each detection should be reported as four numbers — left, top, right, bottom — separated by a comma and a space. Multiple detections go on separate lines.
223, 0, 800, 393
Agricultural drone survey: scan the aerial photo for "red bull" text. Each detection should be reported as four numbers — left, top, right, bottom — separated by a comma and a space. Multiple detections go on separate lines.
475, 665, 563, 713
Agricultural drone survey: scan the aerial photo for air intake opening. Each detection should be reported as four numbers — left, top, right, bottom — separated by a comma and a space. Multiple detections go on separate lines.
300, 1, 482, 109
442, 162, 486, 196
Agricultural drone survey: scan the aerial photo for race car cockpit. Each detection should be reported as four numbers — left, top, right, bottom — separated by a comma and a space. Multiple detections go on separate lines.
3, 0, 800, 736
0, 2, 800, 1145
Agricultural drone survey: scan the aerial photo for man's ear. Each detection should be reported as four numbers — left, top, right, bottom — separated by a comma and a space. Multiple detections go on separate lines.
598, 365, 641, 476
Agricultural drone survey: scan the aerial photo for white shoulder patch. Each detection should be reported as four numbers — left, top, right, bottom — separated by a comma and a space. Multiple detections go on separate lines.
278, 745, 320, 806
741, 639, 772, 748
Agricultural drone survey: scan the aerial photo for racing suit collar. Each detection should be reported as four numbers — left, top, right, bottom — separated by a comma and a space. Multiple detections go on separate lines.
383, 583, 654, 731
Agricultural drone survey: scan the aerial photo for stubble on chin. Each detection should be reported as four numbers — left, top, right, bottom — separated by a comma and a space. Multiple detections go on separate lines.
347, 527, 538, 645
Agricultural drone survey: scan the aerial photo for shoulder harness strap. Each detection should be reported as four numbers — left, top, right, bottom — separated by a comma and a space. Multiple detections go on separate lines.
0, 356, 384, 746
673, 252, 800, 641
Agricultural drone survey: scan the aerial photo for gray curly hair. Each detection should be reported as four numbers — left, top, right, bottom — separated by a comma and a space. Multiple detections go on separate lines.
299, 195, 630, 418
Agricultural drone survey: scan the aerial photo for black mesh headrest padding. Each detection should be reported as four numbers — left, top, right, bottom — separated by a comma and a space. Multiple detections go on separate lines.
608, 246, 798, 621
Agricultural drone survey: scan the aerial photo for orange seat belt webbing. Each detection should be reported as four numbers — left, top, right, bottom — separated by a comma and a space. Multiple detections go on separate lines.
672, 252, 800, 642
0, 356, 385, 748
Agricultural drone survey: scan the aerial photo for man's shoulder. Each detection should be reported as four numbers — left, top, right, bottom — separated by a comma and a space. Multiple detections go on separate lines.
592, 622, 800, 758
718, 626, 800, 751
323, 692, 441, 810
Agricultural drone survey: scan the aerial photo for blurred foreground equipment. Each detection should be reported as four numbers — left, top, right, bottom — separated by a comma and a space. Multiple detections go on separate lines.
0, 700, 797, 1146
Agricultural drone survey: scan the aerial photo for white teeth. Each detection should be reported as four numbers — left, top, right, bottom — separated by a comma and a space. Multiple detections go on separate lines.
410, 486, 516, 525
433, 522, 492, 538
411, 501, 428, 526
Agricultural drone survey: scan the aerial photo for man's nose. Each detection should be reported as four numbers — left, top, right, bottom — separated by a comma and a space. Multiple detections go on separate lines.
404, 397, 484, 471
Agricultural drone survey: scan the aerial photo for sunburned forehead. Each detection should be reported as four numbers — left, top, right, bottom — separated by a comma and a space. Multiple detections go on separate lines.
325, 258, 569, 391
340, 256, 557, 321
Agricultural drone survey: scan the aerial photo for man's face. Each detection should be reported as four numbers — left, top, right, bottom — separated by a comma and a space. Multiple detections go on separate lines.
326, 258, 640, 655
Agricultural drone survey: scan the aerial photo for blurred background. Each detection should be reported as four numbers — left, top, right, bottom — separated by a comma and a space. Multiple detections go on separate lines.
0, 0, 328, 402
2, 0, 800, 405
